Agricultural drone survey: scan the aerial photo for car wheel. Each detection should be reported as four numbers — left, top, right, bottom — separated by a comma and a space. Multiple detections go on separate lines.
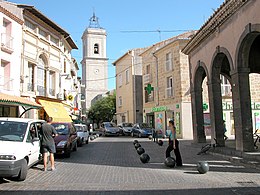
138, 133, 142, 138
16, 159, 28, 181
86, 137, 89, 144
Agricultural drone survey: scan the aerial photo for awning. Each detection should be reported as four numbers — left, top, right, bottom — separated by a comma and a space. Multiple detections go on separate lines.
38, 99, 72, 122
0, 93, 42, 109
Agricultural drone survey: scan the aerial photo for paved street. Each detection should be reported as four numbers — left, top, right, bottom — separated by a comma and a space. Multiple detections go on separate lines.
1, 136, 260, 195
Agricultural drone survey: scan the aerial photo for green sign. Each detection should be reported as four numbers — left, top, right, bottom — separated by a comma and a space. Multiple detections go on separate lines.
203, 103, 208, 111
145, 83, 154, 94
152, 106, 167, 112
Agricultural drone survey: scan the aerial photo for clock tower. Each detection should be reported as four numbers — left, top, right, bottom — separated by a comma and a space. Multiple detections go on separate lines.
81, 13, 108, 111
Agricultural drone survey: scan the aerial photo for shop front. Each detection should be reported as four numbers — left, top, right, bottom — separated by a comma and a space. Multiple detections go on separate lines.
0, 92, 42, 117
36, 97, 72, 122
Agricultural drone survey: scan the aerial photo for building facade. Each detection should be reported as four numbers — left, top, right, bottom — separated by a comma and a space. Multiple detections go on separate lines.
81, 13, 108, 114
0, 1, 80, 121
182, 0, 260, 151
113, 48, 145, 124
141, 32, 196, 139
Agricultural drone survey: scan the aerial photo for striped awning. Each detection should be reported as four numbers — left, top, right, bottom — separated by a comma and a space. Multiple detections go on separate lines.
0, 93, 42, 109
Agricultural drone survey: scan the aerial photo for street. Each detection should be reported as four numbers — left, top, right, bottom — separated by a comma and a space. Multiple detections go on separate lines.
1, 136, 260, 195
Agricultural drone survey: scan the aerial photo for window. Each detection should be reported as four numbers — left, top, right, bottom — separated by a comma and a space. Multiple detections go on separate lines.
145, 90, 154, 103
166, 52, 173, 71
39, 28, 47, 38
28, 62, 35, 91
118, 74, 122, 87
50, 36, 59, 46
64, 59, 66, 73
2, 18, 13, 50
118, 96, 122, 107
24, 19, 35, 31
94, 43, 99, 54
37, 57, 46, 96
220, 75, 231, 96
0, 60, 12, 91
125, 69, 129, 84
49, 71, 55, 96
166, 76, 173, 98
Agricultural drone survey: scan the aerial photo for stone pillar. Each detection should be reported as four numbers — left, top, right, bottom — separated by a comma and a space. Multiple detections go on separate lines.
191, 87, 206, 143
231, 68, 254, 151
207, 81, 225, 146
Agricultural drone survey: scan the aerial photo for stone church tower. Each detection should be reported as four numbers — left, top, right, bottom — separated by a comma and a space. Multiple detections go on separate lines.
81, 13, 108, 111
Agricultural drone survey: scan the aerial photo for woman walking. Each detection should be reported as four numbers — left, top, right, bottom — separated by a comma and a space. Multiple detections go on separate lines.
166, 120, 182, 166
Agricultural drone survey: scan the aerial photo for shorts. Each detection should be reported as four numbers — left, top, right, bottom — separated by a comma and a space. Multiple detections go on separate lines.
41, 144, 56, 154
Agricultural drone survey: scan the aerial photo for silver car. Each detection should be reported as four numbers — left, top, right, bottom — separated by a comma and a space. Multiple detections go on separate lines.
101, 122, 120, 136
118, 122, 133, 136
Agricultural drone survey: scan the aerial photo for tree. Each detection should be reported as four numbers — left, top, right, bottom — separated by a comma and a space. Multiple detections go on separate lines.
87, 93, 116, 127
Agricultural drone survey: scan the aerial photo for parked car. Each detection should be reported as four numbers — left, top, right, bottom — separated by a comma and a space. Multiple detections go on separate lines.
100, 122, 120, 136
74, 124, 89, 146
118, 122, 133, 136
50, 122, 78, 158
131, 123, 154, 138
0, 117, 45, 181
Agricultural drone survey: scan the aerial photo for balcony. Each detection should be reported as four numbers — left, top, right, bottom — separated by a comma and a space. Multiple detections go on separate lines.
0, 77, 13, 91
27, 83, 34, 92
37, 85, 46, 96
49, 88, 55, 96
143, 74, 152, 84
166, 87, 174, 98
1, 33, 14, 54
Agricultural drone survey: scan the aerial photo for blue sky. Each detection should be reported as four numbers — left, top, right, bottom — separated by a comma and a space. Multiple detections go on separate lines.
10, 0, 224, 90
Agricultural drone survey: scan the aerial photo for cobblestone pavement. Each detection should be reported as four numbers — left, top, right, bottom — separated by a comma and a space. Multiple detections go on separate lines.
1, 137, 260, 195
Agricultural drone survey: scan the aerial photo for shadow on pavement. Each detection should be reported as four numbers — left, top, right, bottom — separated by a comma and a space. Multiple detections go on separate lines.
53, 137, 260, 174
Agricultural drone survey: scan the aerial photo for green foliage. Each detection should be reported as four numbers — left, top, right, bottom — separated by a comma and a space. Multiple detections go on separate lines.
87, 93, 116, 125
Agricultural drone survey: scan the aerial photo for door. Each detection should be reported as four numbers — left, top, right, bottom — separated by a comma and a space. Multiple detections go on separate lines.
26, 123, 41, 166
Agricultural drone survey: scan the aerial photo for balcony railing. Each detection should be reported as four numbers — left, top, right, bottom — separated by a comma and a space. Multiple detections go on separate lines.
143, 74, 152, 84
27, 83, 34, 92
37, 85, 45, 96
49, 88, 55, 96
1, 33, 13, 53
0, 77, 13, 91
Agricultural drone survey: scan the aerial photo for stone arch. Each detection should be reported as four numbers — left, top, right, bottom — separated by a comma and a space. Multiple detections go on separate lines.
209, 47, 233, 146
231, 24, 260, 151
191, 61, 209, 143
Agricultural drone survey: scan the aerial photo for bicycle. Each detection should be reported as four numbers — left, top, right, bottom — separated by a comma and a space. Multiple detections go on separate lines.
253, 129, 260, 149
197, 138, 219, 155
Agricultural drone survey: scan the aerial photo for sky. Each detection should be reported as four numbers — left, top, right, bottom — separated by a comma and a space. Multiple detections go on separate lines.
9, 0, 225, 90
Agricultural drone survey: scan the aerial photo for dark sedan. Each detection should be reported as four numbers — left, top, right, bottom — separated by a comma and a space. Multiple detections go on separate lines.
131, 123, 154, 138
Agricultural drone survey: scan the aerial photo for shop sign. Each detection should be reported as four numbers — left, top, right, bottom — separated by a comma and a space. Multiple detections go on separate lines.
203, 102, 260, 111
152, 106, 167, 112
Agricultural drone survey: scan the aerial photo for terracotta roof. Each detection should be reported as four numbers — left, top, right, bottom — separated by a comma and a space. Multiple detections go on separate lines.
0, 93, 42, 108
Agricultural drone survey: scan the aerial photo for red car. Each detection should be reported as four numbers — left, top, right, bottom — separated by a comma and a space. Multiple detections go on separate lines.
50, 122, 78, 158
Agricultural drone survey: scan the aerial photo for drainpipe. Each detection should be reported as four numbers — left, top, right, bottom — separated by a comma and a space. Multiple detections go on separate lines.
127, 50, 136, 123
152, 53, 159, 106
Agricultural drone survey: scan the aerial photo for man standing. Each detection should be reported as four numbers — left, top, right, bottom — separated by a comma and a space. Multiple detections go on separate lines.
40, 117, 58, 171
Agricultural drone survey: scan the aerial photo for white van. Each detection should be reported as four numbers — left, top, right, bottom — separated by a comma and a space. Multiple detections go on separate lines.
74, 124, 89, 146
0, 117, 45, 181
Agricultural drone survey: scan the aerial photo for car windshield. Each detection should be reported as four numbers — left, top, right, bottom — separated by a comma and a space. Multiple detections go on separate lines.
140, 123, 151, 128
104, 123, 116, 127
75, 126, 83, 132
0, 120, 28, 142
51, 123, 69, 135
123, 123, 133, 127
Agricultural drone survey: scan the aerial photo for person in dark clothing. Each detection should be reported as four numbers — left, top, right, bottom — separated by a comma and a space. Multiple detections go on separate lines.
165, 120, 182, 166
40, 117, 58, 171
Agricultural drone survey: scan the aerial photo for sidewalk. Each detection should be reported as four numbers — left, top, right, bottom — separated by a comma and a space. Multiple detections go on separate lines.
179, 138, 260, 170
